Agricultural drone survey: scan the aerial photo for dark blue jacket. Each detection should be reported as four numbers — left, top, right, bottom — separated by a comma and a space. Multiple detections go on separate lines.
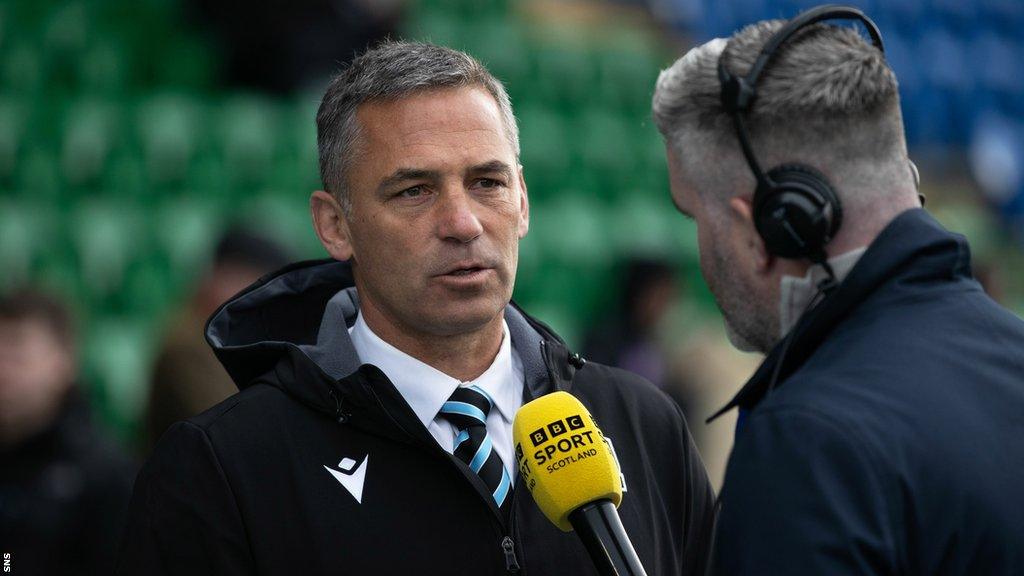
712, 209, 1024, 575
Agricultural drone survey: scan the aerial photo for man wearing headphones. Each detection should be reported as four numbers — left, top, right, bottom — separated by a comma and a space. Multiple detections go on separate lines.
653, 6, 1024, 575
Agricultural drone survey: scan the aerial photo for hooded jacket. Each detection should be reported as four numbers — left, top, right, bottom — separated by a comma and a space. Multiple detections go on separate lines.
711, 209, 1024, 575
116, 259, 716, 576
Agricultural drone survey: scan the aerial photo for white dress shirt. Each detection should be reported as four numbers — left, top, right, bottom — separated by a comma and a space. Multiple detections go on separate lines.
348, 313, 524, 478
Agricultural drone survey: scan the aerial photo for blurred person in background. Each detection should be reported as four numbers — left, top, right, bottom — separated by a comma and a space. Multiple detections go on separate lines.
0, 288, 133, 576
582, 256, 696, 413
144, 227, 295, 450
117, 40, 715, 575
653, 7, 1024, 575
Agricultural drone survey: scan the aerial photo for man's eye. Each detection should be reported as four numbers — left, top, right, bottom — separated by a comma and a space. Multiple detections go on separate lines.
397, 186, 425, 198
474, 178, 504, 189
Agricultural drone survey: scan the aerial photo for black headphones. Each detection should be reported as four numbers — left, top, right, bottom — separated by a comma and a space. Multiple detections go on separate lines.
717, 4, 885, 265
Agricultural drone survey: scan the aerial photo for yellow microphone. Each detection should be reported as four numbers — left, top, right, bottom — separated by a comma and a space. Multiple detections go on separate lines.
513, 391, 647, 576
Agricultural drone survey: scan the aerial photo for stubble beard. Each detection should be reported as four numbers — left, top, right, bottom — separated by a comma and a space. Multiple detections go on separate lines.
709, 247, 779, 355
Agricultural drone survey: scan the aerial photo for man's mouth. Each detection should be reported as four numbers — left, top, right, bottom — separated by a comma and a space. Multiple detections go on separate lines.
438, 261, 491, 276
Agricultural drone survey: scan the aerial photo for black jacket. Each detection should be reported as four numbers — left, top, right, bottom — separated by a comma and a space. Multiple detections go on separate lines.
0, 391, 134, 576
116, 259, 716, 575
711, 209, 1024, 575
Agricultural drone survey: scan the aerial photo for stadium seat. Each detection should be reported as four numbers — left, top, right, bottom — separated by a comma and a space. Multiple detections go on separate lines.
136, 93, 202, 188
67, 198, 146, 309
218, 95, 280, 192
81, 316, 155, 440
60, 98, 120, 189
0, 97, 25, 183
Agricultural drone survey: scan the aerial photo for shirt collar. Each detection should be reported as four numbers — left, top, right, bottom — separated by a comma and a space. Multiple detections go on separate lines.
348, 313, 518, 429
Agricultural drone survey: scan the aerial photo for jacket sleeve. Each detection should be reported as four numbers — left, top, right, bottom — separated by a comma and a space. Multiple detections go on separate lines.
115, 421, 255, 575
711, 406, 897, 575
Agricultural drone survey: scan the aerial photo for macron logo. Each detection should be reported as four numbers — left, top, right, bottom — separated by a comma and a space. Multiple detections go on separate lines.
324, 455, 368, 503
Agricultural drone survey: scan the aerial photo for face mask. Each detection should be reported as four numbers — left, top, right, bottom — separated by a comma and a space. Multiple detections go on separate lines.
778, 247, 867, 338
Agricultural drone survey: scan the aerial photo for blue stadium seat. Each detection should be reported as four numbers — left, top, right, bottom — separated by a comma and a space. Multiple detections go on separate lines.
970, 33, 1023, 95
919, 27, 971, 94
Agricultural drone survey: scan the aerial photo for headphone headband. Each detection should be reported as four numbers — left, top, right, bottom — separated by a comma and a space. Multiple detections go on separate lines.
719, 4, 885, 115
717, 5, 886, 187
716, 4, 887, 265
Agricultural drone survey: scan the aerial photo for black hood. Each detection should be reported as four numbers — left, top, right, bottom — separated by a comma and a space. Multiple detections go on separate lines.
204, 258, 580, 427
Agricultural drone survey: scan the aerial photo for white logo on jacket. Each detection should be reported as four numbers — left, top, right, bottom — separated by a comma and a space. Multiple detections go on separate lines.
324, 455, 368, 503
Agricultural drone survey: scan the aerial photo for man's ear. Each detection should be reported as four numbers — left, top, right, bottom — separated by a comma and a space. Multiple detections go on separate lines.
310, 190, 354, 261
727, 196, 771, 273
516, 166, 529, 239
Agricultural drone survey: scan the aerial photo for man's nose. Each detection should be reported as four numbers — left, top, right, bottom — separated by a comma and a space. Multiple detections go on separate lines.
436, 188, 484, 243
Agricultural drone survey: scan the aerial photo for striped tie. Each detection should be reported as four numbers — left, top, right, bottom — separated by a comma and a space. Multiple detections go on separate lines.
438, 385, 513, 510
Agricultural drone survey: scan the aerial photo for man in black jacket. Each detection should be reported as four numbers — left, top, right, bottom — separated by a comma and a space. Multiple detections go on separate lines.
117, 41, 716, 575
652, 11, 1024, 576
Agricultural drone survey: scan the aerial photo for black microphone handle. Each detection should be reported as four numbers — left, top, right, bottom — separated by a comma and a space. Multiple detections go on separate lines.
568, 500, 648, 576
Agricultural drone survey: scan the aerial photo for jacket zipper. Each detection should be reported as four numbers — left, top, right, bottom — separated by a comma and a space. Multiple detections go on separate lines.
360, 343, 576, 575
501, 536, 520, 572
502, 468, 526, 574
363, 382, 525, 572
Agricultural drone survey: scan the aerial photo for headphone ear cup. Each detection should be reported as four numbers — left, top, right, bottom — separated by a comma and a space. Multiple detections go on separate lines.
753, 164, 843, 259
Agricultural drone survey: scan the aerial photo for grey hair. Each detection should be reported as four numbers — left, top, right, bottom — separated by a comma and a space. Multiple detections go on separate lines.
316, 40, 520, 215
653, 20, 910, 219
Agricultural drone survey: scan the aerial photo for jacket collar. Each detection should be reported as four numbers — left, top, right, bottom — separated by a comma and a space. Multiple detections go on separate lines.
709, 208, 974, 422
204, 259, 577, 435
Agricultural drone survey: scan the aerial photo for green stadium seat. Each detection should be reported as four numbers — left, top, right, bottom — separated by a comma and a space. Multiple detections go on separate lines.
0, 200, 48, 287
575, 107, 636, 200
463, 21, 529, 95
406, 13, 465, 49
1, 43, 43, 94
609, 194, 680, 258
530, 33, 597, 110
61, 98, 120, 189
76, 39, 127, 95
0, 97, 25, 183
136, 93, 202, 187
154, 34, 216, 89
120, 256, 178, 317
517, 104, 572, 200
218, 95, 279, 192
67, 198, 145, 308
237, 192, 322, 259
185, 153, 230, 200
152, 197, 220, 277
15, 146, 60, 199
82, 316, 155, 440
533, 193, 609, 268
595, 34, 662, 115
101, 150, 146, 200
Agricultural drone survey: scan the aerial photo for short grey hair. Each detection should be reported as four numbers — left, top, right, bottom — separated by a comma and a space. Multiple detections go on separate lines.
653, 20, 910, 218
316, 40, 520, 215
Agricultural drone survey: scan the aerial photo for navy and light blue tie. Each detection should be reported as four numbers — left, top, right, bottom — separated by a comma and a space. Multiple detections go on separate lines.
438, 385, 513, 510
